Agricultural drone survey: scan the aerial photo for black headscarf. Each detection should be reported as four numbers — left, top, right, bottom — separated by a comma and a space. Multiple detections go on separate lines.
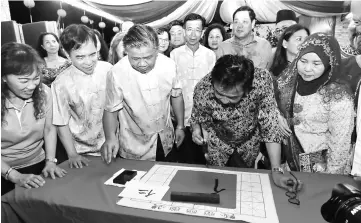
295, 33, 341, 96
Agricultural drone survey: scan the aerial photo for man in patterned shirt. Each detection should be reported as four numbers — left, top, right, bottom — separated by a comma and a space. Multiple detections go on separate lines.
52, 24, 113, 168
190, 55, 302, 192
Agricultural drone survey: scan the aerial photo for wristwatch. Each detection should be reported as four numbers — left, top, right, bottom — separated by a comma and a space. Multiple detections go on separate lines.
271, 167, 284, 174
45, 157, 58, 164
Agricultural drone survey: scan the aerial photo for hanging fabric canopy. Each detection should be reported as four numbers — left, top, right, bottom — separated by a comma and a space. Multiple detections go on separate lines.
84, 0, 218, 28
282, 0, 350, 17
219, 0, 351, 23
84, 0, 185, 24
146, 0, 218, 28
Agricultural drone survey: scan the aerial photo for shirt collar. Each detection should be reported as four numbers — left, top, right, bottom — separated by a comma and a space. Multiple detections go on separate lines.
184, 43, 202, 55
231, 34, 258, 47
5, 97, 33, 109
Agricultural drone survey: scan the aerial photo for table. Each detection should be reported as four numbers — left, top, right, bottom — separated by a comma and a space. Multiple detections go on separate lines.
2, 156, 360, 223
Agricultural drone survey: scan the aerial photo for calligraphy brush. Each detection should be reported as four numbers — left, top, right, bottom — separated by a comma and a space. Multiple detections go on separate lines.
199, 123, 210, 167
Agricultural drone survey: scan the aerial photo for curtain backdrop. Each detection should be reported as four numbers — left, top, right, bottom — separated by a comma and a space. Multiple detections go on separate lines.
146, 0, 218, 28
84, 0, 351, 27
85, 0, 218, 28
84, 0, 186, 24
220, 0, 350, 23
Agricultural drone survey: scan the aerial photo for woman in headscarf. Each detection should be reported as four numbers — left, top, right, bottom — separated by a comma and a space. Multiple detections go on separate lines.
275, 33, 354, 175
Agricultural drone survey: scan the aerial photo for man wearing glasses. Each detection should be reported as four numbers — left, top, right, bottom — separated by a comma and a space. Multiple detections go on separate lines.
215, 6, 273, 69
274, 10, 298, 41
170, 13, 216, 164
271, 10, 298, 58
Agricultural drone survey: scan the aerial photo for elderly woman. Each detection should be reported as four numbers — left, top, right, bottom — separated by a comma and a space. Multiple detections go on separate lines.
203, 23, 226, 52
275, 33, 354, 174
36, 32, 71, 86
1, 43, 66, 195
108, 32, 126, 65
190, 54, 301, 192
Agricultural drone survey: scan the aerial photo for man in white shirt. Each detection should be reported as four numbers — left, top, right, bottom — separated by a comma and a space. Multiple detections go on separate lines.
101, 24, 185, 163
170, 13, 216, 164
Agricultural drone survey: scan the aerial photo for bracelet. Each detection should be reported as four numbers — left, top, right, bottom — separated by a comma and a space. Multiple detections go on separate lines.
176, 126, 186, 131
5, 167, 14, 181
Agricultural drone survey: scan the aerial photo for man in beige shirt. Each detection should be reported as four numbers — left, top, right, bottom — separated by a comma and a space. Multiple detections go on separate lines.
101, 24, 185, 163
216, 6, 273, 69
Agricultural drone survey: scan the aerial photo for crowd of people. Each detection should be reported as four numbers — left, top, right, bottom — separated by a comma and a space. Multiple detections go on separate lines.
1, 6, 361, 196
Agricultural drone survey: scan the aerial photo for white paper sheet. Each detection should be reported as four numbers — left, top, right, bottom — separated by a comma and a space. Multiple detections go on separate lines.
117, 164, 280, 223
104, 169, 146, 188
118, 181, 169, 201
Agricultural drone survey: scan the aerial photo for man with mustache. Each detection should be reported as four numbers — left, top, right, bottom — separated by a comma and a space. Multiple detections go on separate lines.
52, 24, 112, 168
216, 6, 273, 69
101, 24, 185, 163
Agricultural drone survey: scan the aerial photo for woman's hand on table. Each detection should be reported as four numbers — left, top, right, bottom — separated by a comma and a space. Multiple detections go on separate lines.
100, 138, 119, 164
42, 162, 67, 179
8, 170, 45, 189
68, 154, 90, 168
272, 171, 303, 192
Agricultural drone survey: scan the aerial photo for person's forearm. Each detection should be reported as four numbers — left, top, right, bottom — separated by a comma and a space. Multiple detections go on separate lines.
1, 160, 12, 176
103, 110, 119, 140
192, 123, 201, 133
57, 125, 78, 157
265, 142, 282, 168
171, 95, 185, 127
1, 160, 20, 181
44, 124, 57, 159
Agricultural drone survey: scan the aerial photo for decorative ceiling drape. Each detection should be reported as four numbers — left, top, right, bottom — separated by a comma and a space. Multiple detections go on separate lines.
85, 0, 218, 28
219, 0, 351, 23
84, 0, 186, 24
146, 0, 218, 28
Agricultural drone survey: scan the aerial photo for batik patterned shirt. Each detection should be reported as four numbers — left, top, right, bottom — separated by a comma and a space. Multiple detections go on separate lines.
190, 68, 283, 167
42, 60, 72, 87
51, 61, 113, 155
293, 85, 354, 175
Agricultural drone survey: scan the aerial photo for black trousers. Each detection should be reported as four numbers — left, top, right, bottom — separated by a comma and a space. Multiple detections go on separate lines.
155, 134, 178, 162
1, 160, 45, 196
164, 126, 206, 164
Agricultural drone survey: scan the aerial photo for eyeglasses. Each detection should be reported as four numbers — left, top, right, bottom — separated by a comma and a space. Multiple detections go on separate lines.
159, 38, 169, 43
275, 27, 287, 34
285, 172, 300, 205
